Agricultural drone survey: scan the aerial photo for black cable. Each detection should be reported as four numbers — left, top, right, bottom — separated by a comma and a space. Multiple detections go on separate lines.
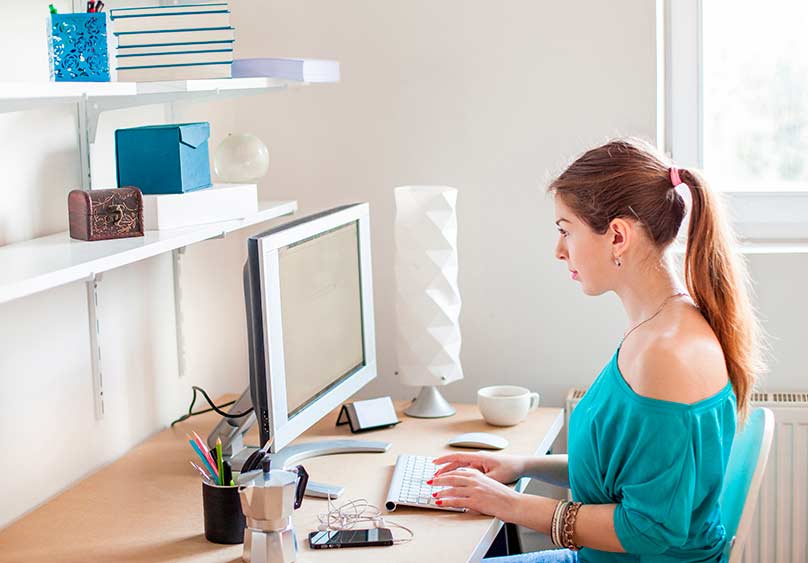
170, 385, 254, 427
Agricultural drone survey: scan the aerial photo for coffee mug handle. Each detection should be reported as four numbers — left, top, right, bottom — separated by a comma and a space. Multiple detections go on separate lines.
528, 392, 540, 411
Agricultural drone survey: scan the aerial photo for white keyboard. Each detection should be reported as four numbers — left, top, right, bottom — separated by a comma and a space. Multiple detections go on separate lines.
384, 454, 465, 512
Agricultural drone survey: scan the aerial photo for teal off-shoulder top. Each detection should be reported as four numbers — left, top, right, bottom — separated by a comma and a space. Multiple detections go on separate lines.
568, 346, 736, 562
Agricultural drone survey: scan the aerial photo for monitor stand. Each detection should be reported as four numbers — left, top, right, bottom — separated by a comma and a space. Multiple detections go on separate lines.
230, 440, 391, 498
210, 388, 391, 498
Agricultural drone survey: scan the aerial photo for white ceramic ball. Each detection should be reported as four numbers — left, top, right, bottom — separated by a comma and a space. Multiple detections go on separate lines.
214, 133, 270, 182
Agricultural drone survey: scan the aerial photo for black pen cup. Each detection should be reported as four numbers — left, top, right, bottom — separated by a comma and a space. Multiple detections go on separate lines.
202, 481, 245, 544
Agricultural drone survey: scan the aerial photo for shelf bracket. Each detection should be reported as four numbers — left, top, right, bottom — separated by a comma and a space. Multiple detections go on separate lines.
85, 272, 105, 419
77, 95, 103, 190
206, 231, 227, 241
172, 247, 187, 378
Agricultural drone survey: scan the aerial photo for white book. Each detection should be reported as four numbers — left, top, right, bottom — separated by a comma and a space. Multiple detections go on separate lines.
116, 28, 235, 47
111, 11, 231, 34
110, 3, 229, 18
143, 183, 257, 230
232, 58, 340, 83
117, 50, 233, 69
116, 62, 231, 82
117, 41, 234, 56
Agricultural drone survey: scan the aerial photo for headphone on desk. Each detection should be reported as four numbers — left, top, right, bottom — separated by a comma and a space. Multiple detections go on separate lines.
317, 496, 414, 544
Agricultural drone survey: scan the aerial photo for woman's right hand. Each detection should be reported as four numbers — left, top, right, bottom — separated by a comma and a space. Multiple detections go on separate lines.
432, 452, 526, 484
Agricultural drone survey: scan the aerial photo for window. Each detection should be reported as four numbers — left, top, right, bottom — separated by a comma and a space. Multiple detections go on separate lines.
668, 0, 808, 241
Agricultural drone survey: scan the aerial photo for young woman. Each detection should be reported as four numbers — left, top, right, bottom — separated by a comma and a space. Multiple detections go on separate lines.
430, 138, 763, 562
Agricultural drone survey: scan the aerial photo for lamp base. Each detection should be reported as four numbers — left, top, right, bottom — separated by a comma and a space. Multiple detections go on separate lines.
404, 386, 456, 418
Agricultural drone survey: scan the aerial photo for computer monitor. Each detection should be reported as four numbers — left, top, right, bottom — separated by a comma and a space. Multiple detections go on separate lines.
208, 203, 390, 497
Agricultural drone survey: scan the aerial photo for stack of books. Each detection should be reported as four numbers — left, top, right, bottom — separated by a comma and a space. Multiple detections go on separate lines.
111, 3, 235, 82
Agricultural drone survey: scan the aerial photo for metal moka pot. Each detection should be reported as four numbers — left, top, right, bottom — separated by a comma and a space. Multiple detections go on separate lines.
239, 464, 308, 563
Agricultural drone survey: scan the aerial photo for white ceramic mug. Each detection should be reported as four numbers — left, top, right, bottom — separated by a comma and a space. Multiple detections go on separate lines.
477, 385, 541, 426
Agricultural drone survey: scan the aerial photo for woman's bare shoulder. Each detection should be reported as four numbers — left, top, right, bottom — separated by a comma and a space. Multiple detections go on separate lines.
632, 309, 729, 404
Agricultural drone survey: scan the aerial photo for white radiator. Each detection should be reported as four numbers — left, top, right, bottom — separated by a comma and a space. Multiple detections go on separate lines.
565, 388, 808, 563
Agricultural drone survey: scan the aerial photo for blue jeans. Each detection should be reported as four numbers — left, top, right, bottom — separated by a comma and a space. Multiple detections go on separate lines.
486, 549, 579, 563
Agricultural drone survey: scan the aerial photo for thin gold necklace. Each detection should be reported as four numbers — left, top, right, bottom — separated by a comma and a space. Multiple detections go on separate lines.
619, 292, 687, 346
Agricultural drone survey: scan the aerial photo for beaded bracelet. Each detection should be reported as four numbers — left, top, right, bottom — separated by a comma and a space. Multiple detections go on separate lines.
550, 500, 569, 548
560, 501, 584, 551
550, 501, 559, 546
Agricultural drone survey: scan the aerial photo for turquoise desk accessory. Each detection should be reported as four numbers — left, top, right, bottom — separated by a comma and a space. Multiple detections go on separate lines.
115, 123, 213, 195
48, 12, 114, 82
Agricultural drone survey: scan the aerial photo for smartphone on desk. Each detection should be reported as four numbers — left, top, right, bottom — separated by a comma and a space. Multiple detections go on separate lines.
308, 528, 394, 549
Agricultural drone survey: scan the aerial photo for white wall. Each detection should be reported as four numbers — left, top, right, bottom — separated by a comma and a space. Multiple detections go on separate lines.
1, 0, 806, 529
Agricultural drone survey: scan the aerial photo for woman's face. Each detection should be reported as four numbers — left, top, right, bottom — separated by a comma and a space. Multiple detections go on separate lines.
554, 197, 616, 296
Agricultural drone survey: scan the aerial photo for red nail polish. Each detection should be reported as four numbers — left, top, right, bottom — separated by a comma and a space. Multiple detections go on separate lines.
426, 479, 433, 485
432, 492, 438, 498
436, 500, 443, 505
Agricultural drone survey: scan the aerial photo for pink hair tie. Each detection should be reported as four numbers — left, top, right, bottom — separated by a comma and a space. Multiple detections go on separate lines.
669, 166, 691, 215
670, 166, 683, 187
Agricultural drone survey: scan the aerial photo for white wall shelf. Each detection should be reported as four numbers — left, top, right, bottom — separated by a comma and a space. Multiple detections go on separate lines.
0, 199, 297, 306
0, 82, 131, 114
0, 77, 307, 118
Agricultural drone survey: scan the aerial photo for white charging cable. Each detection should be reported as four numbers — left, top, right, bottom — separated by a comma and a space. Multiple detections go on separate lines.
316, 494, 415, 544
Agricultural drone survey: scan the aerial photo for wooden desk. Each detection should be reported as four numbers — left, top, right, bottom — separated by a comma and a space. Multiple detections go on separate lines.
0, 401, 563, 563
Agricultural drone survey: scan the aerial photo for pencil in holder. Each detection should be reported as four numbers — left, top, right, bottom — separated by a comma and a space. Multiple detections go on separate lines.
48, 12, 115, 82
202, 481, 246, 544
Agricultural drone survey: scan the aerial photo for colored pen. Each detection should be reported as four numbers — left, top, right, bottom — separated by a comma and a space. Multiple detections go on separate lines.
189, 439, 219, 481
190, 460, 213, 483
49, 4, 58, 14
190, 431, 218, 474
216, 438, 224, 486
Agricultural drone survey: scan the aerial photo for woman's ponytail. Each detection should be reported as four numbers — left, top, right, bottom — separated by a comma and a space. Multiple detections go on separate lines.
679, 169, 765, 420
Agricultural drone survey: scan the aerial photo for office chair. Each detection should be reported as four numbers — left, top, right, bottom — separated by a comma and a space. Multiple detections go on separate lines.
719, 407, 775, 563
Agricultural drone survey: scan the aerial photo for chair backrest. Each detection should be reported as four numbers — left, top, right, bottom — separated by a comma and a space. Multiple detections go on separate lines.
719, 407, 775, 563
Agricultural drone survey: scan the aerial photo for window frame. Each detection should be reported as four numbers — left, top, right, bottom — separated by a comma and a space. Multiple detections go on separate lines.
666, 0, 808, 242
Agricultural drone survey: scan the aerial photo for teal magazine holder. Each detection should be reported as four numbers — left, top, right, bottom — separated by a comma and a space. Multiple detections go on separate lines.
115, 123, 213, 195
48, 13, 114, 82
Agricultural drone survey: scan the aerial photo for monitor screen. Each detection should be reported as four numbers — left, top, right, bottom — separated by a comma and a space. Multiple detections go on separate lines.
246, 203, 378, 452
279, 221, 365, 417
207, 204, 378, 467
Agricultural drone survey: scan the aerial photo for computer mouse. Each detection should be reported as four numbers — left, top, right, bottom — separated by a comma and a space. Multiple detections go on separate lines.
447, 432, 509, 450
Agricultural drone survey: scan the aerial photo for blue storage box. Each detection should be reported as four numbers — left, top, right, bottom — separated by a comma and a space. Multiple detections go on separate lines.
48, 12, 114, 82
115, 123, 213, 195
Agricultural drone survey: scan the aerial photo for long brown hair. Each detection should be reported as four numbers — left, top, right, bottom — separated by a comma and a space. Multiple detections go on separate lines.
548, 138, 764, 418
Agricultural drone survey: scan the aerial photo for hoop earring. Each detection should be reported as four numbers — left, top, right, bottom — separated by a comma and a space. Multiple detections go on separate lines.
614, 256, 622, 268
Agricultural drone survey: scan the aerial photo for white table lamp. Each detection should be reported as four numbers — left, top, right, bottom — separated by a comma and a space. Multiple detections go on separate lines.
394, 185, 463, 418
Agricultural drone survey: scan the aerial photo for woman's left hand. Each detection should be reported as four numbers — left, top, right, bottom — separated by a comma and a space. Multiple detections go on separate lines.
429, 467, 520, 519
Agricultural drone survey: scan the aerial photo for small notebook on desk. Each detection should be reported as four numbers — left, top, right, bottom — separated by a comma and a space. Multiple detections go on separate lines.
337, 397, 400, 433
